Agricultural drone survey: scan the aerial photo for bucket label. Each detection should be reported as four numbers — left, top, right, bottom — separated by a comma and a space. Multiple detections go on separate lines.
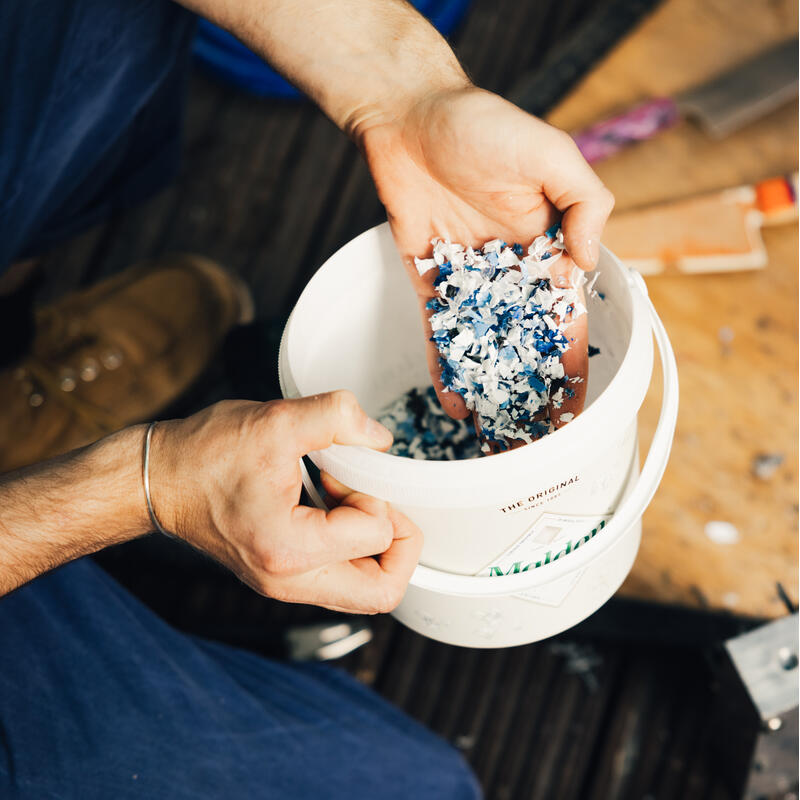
497, 475, 580, 515
477, 513, 612, 606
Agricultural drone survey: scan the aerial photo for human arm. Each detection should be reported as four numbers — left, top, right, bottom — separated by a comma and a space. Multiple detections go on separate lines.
0, 391, 421, 610
177, 0, 612, 425
0, 426, 151, 596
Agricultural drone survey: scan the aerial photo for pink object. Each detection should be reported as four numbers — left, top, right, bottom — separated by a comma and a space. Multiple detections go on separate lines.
572, 97, 681, 163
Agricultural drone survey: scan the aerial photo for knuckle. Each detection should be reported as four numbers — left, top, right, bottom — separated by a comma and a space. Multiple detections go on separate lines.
211, 398, 238, 415
259, 545, 301, 577
329, 389, 359, 419
599, 185, 615, 212
555, 128, 578, 151
372, 582, 406, 614
260, 399, 292, 431
349, 492, 389, 519
378, 518, 395, 551
262, 580, 291, 603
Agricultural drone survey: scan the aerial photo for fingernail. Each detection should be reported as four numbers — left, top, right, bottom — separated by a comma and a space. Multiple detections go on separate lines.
366, 417, 393, 446
585, 238, 600, 269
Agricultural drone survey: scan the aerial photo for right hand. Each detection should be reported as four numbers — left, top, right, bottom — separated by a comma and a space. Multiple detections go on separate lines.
360, 87, 609, 430
147, 391, 422, 614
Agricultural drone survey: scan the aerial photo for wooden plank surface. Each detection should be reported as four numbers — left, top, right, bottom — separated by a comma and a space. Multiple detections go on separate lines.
547, 0, 799, 617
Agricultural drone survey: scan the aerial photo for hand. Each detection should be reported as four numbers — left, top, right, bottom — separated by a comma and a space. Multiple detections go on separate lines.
148, 392, 423, 614
358, 86, 613, 427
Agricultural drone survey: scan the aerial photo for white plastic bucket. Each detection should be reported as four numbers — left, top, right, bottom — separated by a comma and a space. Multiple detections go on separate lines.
279, 222, 679, 648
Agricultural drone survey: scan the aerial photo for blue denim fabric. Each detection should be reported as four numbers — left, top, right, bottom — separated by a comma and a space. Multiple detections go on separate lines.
0, 558, 480, 798
0, 0, 196, 270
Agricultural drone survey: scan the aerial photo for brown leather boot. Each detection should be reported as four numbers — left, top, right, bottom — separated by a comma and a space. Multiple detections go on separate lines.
0, 254, 253, 473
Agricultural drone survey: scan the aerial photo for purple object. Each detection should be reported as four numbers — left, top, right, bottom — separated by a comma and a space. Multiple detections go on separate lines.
572, 97, 681, 163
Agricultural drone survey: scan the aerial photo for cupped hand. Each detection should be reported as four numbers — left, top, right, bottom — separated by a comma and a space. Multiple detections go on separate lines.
359, 86, 612, 428
147, 391, 422, 614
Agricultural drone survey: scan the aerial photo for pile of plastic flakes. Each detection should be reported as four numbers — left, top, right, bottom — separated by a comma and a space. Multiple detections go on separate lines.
414, 224, 587, 454
378, 385, 482, 460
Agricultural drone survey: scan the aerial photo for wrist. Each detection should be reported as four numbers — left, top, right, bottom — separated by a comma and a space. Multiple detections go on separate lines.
142, 419, 188, 540
0, 425, 152, 595
85, 425, 154, 544
345, 70, 472, 148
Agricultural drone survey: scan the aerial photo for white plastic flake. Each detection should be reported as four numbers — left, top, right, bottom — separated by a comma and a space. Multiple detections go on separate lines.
423, 225, 587, 450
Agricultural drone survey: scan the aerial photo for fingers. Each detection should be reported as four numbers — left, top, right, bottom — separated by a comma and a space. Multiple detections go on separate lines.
426, 341, 470, 419
287, 492, 395, 570
284, 390, 393, 456
281, 508, 423, 614
319, 471, 351, 503
538, 133, 614, 272
559, 196, 613, 272
550, 282, 588, 429
418, 296, 470, 420
374, 506, 424, 586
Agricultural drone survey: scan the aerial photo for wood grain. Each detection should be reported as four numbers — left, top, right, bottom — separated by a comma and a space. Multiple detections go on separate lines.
547, 0, 799, 617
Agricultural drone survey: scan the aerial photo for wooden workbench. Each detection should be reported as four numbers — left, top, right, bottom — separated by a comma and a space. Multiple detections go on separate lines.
547, 0, 799, 618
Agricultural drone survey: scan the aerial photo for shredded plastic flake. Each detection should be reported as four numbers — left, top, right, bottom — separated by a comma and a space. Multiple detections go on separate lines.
378, 386, 482, 460
413, 225, 587, 453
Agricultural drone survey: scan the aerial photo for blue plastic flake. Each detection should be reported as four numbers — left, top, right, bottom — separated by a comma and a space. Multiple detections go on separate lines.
545, 222, 561, 240
527, 375, 546, 393
472, 320, 490, 338
378, 386, 483, 460
409, 230, 589, 452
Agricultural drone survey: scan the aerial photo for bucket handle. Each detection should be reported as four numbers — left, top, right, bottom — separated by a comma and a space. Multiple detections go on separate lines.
409, 269, 679, 597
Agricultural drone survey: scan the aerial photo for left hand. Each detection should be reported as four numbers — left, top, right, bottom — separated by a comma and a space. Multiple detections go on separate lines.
357, 86, 613, 430
148, 393, 422, 614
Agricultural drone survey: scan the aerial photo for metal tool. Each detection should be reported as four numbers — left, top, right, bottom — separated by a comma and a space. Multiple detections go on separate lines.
285, 620, 373, 661
710, 613, 799, 799
572, 37, 798, 163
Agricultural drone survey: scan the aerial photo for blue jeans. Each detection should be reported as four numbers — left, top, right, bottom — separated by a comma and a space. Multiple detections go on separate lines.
0, 558, 480, 798
0, 0, 196, 270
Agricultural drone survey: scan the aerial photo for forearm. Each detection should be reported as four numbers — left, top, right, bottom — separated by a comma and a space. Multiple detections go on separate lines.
177, 0, 470, 137
0, 426, 151, 595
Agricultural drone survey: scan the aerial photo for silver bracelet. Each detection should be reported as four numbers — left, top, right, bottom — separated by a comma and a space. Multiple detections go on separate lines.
142, 421, 172, 537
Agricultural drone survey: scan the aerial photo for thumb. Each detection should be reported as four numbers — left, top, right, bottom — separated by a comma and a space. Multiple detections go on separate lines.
288, 390, 393, 456
539, 132, 615, 271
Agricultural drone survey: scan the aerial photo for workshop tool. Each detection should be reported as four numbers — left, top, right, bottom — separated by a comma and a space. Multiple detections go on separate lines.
602, 173, 798, 274
285, 620, 373, 661
572, 37, 798, 163
710, 613, 799, 799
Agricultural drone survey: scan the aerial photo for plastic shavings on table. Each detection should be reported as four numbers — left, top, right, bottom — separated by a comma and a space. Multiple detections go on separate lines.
704, 520, 740, 545
414, 225, 587, 453
751, 452, 784, 481
378, 386, 482, 460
